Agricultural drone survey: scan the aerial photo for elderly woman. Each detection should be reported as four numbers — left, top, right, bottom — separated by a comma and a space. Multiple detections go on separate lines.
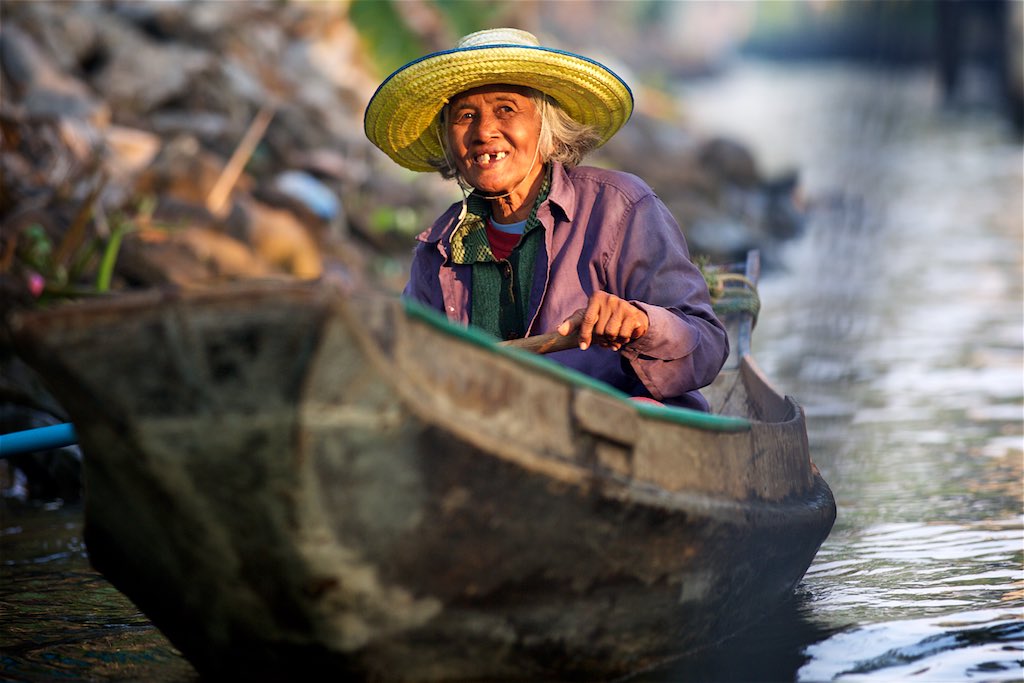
364, 28, 728, 411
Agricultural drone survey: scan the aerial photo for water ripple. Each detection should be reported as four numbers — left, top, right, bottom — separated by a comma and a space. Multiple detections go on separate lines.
799, 609, 1024, 682
806, 517, 1023, 621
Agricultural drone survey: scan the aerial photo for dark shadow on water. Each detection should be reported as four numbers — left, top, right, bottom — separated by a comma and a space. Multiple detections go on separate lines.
621, 589, 847, 683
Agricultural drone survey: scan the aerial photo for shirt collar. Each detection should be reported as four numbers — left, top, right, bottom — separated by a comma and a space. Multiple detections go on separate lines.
545, 161, 574, 223
448, 166, 552, 265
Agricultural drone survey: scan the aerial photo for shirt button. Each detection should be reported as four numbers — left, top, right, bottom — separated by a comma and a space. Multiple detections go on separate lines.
448, 306, 455, 312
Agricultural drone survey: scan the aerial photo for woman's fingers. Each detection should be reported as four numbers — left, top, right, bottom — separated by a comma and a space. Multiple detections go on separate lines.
557, 309, 584, 337
559, 293, 649, 352
601, 305, 625, 340
578, 299, 603, 350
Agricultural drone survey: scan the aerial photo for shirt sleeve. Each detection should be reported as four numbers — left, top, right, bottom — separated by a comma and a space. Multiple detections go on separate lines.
609, 193, 730, 400
403, 241, 446, 312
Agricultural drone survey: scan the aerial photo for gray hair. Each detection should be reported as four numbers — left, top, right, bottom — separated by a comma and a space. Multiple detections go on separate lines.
429, 88, 601, 180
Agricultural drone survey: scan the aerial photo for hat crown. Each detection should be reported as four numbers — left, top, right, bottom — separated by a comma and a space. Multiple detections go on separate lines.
456, 28, 540, 49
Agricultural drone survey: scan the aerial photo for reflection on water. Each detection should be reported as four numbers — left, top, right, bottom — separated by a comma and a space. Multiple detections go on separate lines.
1, 61, 1022, 681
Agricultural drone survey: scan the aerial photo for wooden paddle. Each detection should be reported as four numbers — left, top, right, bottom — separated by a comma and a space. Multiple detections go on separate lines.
499, 330, 580, 354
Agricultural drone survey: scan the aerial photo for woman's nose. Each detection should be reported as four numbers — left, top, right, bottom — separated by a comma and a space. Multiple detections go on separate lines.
474, 112, 499, 139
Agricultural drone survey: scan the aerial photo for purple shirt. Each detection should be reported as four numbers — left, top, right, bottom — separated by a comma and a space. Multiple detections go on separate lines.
403, 162, 729, 411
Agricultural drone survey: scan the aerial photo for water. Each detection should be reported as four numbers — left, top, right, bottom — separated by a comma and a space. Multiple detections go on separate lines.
0, 502, 196, 681
656, 60, 1024, 681
1, 61, 1022, 681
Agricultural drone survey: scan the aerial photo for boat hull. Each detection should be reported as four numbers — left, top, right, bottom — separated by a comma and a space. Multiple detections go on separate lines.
12, 281, 836, 680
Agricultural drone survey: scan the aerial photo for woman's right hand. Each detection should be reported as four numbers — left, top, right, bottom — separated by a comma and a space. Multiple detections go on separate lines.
557, 291, 649, 352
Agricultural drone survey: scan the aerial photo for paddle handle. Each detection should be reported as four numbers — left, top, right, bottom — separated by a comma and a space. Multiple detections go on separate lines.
499, 330, 580, 354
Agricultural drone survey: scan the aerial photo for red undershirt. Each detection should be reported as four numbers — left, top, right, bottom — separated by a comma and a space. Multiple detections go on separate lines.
485, 220, 524, 261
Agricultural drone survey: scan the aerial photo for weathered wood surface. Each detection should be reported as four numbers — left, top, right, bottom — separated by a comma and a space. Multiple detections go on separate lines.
11, 280, 835, 680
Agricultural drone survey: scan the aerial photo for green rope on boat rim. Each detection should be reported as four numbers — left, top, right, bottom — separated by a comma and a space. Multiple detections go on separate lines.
711, 274, 761, 317
700, 262, 761, 321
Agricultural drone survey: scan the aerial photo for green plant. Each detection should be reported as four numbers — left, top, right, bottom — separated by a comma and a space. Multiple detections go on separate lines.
11, 196, 154, 302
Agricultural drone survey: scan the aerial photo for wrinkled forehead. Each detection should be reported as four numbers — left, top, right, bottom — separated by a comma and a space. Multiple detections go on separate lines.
448, 84, 537, 108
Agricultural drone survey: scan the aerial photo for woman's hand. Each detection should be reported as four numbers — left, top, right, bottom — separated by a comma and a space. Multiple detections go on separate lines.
557, 292, 649, 352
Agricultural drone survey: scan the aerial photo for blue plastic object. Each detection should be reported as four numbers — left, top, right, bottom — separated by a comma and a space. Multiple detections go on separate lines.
0, 423, 78, 458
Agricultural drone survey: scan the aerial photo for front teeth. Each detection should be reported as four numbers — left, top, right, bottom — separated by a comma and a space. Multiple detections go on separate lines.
476, 151, 507, 164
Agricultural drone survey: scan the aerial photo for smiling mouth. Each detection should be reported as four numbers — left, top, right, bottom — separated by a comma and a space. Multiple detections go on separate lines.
474, 151, 507, 166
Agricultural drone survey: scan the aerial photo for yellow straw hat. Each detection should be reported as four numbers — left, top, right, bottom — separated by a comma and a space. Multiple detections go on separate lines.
363, 28, 634, 172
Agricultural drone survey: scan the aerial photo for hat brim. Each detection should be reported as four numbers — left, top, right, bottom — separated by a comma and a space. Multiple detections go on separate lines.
364, 44, 634, 172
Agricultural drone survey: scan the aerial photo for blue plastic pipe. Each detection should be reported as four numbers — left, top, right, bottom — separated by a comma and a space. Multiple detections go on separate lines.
0, 423, 78, 458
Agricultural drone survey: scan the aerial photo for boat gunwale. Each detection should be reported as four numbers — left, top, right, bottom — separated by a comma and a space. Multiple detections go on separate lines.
401, 297, 754, 434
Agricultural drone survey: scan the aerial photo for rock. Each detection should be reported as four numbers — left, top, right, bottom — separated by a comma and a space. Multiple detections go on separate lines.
697, 137, 762, 189
148, 110, 234, 140
104, 126, 163, 179
236, 198, 323, 280
90, 16, 213, 115
135, 134, 234, 207
102, 125, 163, 206
286, 148, 370, 185
7, 1, 100, 73
0, 24, 110, 125
117, 226, 274, 288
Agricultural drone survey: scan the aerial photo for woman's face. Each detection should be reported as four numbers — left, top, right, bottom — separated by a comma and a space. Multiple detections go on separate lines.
447, 85, 544, 197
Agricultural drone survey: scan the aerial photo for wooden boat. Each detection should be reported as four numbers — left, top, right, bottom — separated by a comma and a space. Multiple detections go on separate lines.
10, 252, 835, 681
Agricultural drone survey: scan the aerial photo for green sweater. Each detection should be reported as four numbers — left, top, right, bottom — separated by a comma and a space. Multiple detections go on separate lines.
448, 169, 551, 340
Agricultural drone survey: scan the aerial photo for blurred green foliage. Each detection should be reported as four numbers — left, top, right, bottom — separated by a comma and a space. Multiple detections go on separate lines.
349, 0, 424, 75
350, 0, 506, 75
12, 197, 153, 302
370, 205, 419, 234
433, 0, 506, 43
17, 223, 102, 300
